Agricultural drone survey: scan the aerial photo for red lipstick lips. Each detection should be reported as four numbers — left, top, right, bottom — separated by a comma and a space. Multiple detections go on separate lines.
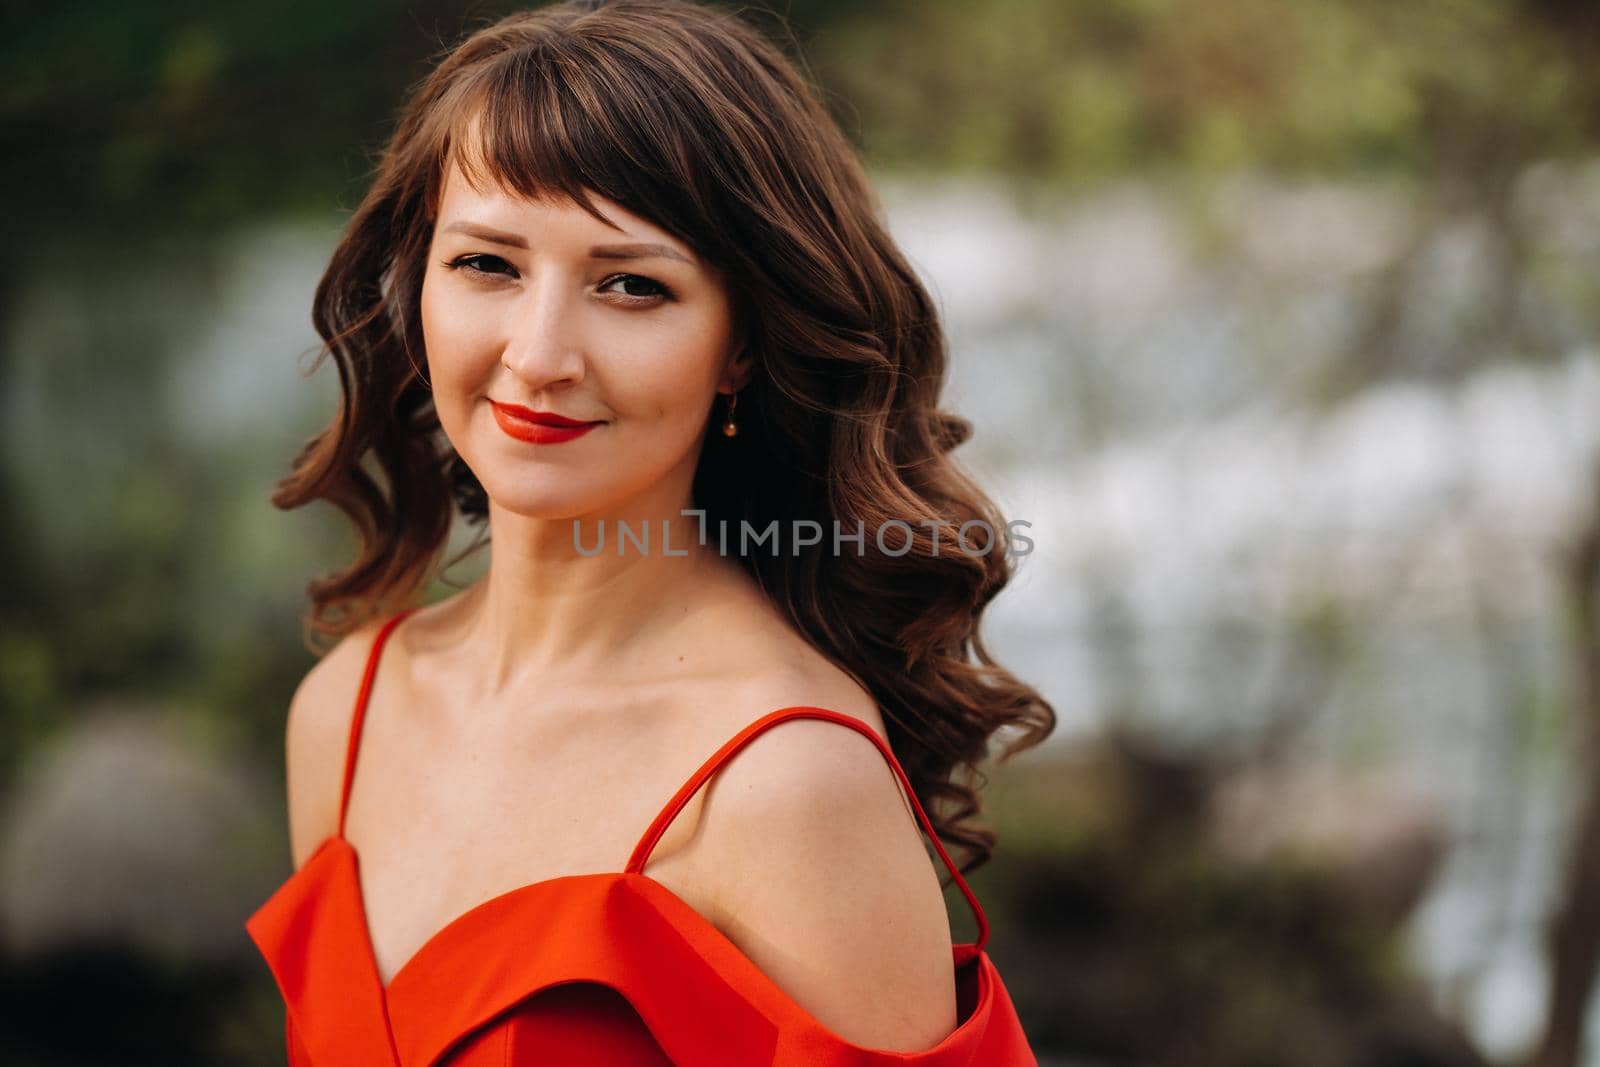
490, 401, 603, 444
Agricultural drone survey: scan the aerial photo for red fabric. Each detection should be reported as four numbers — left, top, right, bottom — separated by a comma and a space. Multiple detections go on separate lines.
246, 608, 1038, 1065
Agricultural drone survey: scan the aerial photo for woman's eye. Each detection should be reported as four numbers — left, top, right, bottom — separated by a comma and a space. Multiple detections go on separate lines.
600, 274, 672, 302
439, 258, 670, 303
442, 253, 515, 278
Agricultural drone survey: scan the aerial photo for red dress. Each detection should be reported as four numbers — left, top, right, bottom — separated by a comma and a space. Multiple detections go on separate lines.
246, 608, 1038, 1065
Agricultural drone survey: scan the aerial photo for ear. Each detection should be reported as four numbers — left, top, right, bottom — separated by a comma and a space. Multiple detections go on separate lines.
720, 345, 755, 394
718, 300, 754, 393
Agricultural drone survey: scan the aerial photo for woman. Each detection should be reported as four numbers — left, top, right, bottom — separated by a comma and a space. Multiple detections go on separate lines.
245, 0, 1054, 1063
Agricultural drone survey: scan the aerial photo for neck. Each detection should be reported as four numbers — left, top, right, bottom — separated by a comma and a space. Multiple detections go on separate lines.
444, 484, 741, 696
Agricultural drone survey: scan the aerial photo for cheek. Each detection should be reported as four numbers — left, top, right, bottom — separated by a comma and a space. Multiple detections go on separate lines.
418, 275, 447, 378
420, 275, 493, 390
418, 275, 494, 459
611, 339, 721, 425
612, 303, 734, 420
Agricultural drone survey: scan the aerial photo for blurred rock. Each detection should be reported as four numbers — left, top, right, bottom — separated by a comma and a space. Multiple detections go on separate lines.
1209, 762, 1449, 931
0, 703, 279, 967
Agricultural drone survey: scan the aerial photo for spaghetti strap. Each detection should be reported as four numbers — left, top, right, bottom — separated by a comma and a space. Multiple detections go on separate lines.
624, 705, 991, 952
336, 607, 421, 838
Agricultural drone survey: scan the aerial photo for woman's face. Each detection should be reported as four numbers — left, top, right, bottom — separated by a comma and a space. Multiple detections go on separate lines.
420, 159, 745, 521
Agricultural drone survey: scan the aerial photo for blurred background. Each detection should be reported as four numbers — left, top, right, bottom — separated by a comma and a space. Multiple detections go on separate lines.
4, 0, 1600, 1063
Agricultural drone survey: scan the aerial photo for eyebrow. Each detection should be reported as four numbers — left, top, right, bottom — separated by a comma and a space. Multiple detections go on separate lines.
439, 221, 694, 264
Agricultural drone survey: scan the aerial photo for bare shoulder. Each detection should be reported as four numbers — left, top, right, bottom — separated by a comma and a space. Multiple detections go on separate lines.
284, 616, 389, 869
689, 672, 959, 1051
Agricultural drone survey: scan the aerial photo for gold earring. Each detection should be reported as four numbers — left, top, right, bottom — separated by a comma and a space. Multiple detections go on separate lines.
722, 390, 739, 437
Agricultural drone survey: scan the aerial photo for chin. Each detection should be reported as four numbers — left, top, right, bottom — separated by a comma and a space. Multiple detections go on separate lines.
480, 478, 611, 521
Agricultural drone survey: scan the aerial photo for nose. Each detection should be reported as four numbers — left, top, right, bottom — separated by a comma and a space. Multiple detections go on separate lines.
499, 270, 587, 388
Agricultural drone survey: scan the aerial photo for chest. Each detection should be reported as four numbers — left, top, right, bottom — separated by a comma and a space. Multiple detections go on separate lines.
343, 695, 724, 987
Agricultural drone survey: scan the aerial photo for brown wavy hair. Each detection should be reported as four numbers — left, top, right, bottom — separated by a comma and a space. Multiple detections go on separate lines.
272, 0, 1055, 875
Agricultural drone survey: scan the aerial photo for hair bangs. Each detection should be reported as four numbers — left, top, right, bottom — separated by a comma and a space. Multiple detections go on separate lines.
430, 45, 702, 255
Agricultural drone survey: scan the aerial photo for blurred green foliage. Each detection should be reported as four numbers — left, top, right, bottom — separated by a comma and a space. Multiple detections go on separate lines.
5, 0, 1599, 247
